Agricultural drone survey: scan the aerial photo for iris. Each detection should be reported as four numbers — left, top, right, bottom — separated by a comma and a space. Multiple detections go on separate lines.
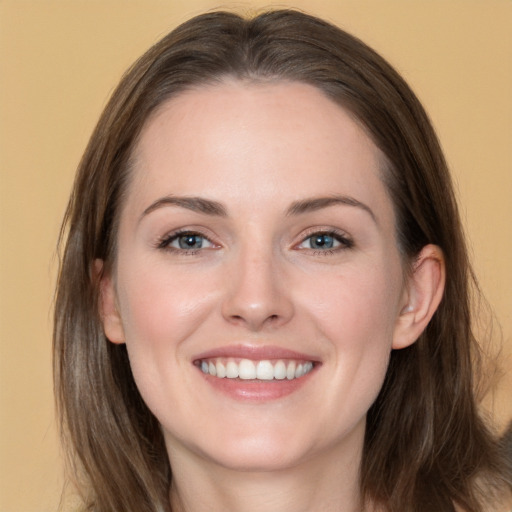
309, 234, 335, 249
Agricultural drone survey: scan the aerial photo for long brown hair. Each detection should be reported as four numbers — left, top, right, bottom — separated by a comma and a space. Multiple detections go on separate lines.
54, 9, 511, 511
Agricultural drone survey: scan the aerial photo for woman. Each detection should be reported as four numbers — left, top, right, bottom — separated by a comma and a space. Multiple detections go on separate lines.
53, 9, 512, 512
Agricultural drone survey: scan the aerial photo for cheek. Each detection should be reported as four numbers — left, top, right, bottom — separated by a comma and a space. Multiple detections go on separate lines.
117, 260, 218, 347
114, 262, 220, 415
304, 261, 403, 345
300, 261, 403, 406
113, 261, 223, 410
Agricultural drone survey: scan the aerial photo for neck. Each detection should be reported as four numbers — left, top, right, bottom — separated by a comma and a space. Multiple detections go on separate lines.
167, 425, 366, 512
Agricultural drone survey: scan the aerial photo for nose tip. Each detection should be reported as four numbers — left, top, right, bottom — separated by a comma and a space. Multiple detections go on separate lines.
228, 313, 274, 332
226, 303, 286, 331
221, 256, 294, 331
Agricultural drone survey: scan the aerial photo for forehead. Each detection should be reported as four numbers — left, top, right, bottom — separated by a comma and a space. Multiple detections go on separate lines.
136, 80, 380, 162
127, 80, 392, 224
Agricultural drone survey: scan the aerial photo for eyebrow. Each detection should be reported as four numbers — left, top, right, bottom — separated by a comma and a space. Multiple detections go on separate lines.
287, 195, 377, 223
140, 194, 376, 223
141, 196, 228, 219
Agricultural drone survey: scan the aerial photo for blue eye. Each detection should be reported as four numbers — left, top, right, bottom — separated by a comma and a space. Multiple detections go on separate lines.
309, 234, 336, 249
158, 231, 214, 252
174, 233, 206, 250
298, 231, 352, 251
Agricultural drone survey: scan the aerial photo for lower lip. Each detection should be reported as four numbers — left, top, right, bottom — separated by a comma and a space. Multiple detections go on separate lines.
198, 367, 317, 402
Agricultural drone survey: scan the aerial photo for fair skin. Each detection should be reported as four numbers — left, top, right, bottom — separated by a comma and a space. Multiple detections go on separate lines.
99, 80, 445, 512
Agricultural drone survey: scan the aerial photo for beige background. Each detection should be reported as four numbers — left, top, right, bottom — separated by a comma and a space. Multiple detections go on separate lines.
1, 1, 510, 510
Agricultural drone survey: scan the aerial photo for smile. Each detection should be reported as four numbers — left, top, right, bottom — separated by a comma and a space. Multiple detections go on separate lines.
197, 358, 315, 381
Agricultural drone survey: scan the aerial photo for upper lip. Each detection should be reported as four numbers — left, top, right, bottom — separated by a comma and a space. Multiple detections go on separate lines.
193, 344, 320, 362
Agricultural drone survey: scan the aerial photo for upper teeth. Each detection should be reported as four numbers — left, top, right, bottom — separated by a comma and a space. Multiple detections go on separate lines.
199, 358, 314, 380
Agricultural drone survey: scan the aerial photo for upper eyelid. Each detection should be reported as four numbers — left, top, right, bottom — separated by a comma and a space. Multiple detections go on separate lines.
294, 228, 354, 249
297, 227, 352, 241
159, 226, 216, 240
156, 228, 217, 249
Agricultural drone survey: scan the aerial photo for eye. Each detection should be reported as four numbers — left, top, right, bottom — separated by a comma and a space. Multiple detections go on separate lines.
297, 230, 353, 252
158, 231, 215, 253
304, 233, 338, 250
173, 233, 211, 250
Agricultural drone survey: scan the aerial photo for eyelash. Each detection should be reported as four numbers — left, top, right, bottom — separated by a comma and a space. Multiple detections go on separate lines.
297, 229, 354, 256
156, 228, 354, 256
156, 229, 216, 255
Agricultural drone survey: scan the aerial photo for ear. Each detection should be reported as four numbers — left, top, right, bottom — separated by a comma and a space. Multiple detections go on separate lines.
392, 244, 445, 350
94, 259, 125, 344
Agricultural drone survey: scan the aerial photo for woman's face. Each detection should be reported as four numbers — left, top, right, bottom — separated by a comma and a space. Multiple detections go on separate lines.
101, 80, 412, 472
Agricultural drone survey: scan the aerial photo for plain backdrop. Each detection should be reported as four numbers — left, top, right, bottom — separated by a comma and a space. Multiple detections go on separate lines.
1, 1, 511, 510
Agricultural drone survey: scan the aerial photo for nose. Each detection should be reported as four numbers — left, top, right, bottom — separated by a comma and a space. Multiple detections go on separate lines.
221, 246, 294, 331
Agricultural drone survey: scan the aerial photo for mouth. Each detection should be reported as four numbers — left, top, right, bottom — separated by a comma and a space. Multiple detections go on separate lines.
195, 357, 315, 381
193, 345, 320, 401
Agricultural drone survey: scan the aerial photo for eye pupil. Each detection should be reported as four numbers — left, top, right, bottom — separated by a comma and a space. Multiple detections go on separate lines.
311, 234, 334, 249
179, 234, 203, 249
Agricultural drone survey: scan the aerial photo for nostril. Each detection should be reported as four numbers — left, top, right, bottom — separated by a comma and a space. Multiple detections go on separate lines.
227, 311, 282, 329
221, 282, 295, 330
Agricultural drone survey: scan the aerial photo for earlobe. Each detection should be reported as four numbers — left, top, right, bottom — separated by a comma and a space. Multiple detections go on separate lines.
94, 259, 126, 344
392, 245, 446, 350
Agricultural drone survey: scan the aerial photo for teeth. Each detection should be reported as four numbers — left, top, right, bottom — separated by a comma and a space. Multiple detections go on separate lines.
274, 360, 286, 380
286, 361, 296, 380
216, 361, 226, 378
239, 359, 256, 380
256, 360, 274, 380
199, 358, 315, 381
226, 360, 239, 378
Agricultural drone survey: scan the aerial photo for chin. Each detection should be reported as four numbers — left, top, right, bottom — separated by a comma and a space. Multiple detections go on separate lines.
201, 440, 311, 473
166, 416, 365, 475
